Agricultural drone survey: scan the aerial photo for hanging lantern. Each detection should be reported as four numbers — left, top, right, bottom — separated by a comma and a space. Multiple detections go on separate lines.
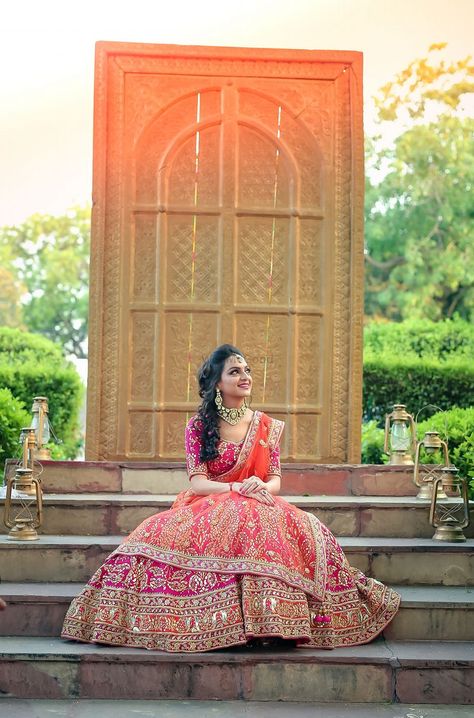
3, 467, 43, 541
383, 404, 416, 465
429, 466, 471, 542
413, 431, 449, 500
30, 397, 52, 460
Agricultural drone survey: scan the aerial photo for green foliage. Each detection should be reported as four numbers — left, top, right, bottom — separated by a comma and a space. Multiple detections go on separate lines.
417, 407, 474, 499
365, 116, 474, 322
364, 318, 474, 361
0, 326, 65, 364
0, 388, 30, 477
361, 420, 387, 465
365, 45, 474, 323
363, 353, 474, 424
0, 206, 91, 358
0, 328, 83, 459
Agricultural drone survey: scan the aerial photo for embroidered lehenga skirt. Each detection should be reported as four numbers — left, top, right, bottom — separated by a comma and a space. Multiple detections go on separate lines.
62, 412, 400, 651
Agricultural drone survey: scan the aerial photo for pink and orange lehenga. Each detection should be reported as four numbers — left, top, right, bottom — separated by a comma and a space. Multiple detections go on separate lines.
61, 410, 400, 652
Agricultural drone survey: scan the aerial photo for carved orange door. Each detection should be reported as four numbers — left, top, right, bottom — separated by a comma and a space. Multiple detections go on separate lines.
86, 44, 364, 462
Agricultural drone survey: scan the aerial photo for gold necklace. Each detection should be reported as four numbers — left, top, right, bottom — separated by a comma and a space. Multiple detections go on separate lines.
215, 388, 248, 425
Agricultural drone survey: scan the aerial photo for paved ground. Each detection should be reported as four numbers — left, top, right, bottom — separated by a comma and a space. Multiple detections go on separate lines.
0, 701, 471, 717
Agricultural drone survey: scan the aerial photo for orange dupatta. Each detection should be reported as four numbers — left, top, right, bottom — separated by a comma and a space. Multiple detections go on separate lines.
226, 412, 272, 483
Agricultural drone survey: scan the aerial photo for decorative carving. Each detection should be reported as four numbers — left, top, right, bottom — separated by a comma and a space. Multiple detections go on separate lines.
130, 313, 156, 402
295, 414, 321, 460
128, 412, 154, 457
330, 73, 352, 462
235, 314, 288, 406
165, 215, 219, 305
132, 214, 157, 301
238, 125, 290, 209
236, 217, 288, 306
297, 219, 322, 305
115, 51, 351, 81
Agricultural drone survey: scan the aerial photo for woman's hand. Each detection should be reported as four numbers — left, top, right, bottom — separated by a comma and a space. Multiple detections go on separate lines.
246, 487, 275, 505
235, 477, 275, 505
239, 475, 266, 495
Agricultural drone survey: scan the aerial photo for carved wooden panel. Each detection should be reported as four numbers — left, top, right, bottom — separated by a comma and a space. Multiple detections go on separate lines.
86, 43, 364, 462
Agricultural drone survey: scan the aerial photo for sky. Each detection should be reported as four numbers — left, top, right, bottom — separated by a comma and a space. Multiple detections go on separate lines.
1, 0, 473, 226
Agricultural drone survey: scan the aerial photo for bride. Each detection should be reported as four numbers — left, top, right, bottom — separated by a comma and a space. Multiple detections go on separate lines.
62, 344, 400, 651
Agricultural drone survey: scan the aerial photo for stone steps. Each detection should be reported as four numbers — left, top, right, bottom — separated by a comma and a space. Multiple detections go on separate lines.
1, 583, 472, 642
1, 534, 473, 585
0, 636, 472, 703
1, 460, 472, 706
4, 493, 470, 538
4, 459, 419, 496
0, 701, 473, 718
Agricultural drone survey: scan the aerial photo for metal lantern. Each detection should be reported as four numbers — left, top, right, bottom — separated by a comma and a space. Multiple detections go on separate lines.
384, 404, 416, 465
429, 466, 471, 542
18, 427, 38, 494
4, 467, 43, 541
413, 431, 449, 500
30, 396, 51, 460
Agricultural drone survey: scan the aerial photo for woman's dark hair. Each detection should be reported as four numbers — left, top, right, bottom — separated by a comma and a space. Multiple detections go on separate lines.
194, 344, 246, 462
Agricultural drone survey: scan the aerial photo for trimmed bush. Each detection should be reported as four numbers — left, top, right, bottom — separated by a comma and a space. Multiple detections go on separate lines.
361, 420, 387, 465
0, 327, 65, 365
0, 328, 83, 459
364, 318, 474, 361
363, 353, 474, 423
0, 388, 30, 477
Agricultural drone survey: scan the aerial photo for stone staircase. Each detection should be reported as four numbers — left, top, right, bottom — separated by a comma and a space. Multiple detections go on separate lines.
0, 462, 473, 704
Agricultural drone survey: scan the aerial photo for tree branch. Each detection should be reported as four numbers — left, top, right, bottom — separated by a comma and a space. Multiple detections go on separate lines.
364, 254, 407, 271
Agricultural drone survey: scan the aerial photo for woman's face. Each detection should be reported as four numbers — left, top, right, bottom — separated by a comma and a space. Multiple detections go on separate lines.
217, 354, 252, 404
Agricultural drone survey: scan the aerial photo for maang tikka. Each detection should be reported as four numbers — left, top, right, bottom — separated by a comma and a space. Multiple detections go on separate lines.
215, 387, 248, 425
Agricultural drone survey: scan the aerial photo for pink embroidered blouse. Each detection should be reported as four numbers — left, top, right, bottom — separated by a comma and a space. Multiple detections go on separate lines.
185, 411, 282, 480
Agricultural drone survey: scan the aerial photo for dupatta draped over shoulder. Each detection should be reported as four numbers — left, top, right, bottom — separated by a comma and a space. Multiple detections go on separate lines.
62, 410, 400, 652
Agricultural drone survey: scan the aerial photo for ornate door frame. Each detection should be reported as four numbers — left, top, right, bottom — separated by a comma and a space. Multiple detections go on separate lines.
86, 43, 364, 463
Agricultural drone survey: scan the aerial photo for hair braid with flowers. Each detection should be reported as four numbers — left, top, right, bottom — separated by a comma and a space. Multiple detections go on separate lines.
193, 344, 246, 462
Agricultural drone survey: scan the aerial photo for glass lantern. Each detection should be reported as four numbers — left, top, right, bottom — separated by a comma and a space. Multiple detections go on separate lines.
384, 404, 416, 465
4, 467, 43, 541
18, 427, 38, 494
30, 396, 51, 460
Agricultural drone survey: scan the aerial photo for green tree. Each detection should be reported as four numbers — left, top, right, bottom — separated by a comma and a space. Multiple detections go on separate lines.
365, 46, 474, 321
0, 206, 91, 358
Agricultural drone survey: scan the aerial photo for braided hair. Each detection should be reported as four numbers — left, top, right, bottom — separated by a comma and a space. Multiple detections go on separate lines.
194, 344, 246, 462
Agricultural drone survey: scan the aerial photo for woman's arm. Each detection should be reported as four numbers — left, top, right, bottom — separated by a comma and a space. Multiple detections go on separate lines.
190, 474, 235, 495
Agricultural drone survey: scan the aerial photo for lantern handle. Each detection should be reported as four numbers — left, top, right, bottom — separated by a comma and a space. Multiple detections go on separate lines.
383, 413, 391, 454
408, 414, 417, 455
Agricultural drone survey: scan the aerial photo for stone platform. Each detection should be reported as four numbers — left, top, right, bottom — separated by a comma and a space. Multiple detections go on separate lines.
0, 461, 472, 705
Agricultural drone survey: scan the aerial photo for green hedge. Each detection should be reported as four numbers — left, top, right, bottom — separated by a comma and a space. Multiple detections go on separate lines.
363, 354, 474, 423
361, 420, 387, 465
0, 328, 83, 459
364, 318, 474, 361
